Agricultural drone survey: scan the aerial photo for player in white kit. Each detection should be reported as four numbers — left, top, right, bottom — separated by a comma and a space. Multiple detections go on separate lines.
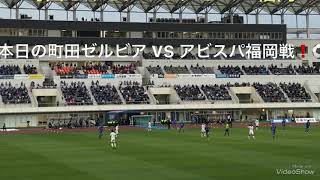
248, 123, 255, 140
110, 129, 117, 149
255, 119, 259, 130
148, 121, 152, 132
201, 123, 206, 137
115, 125, 119, 135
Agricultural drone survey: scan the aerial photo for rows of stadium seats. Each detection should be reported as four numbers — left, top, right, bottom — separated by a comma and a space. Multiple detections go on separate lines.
146, 65, 320, 76
252, 83, 287, 102
82, 63, 136, 74
51, 63, 136, 76
190, 65, 215, 74
30, 79, 57, 89
119, 81, 149, 104
146, 65, 164, 77
164, 65, 190, 74
51, 63, 80, 76
90, 81, 122, 105
60, 81, 93, 106
280, 83, 311, 102
0, 65, 21, 75
0, 82, 31, 104
201, 84, 232, 101
174, 85, 206, 101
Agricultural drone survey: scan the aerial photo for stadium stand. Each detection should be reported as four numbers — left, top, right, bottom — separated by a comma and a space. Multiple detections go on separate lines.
0, 65, 21, 75
252, 83, 287, 103
190, 64, 215, 74
218, 65, 243, 75
90, 81, 122, 105
164, 65, 190, 74
0, 82, 31, 104
268, 64, 296, 75
242, 65, 269, 75
23, 65, 38, 74
174, 85, 206, 101
201, 84, 232, 101
280, 83, 312, 102
119, 81, 149, 104
294, 65, 320, 75
60, 81, 93, 105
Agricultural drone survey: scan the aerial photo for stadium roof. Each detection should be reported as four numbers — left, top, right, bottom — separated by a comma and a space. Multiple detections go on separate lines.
0, 0, 320, 15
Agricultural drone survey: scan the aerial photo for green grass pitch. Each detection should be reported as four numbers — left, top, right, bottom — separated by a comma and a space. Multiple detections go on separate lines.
0, 126, 319, 180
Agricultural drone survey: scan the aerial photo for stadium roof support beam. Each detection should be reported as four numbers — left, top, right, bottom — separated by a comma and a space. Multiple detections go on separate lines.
169, 0, 192, 13
306, 13, 310, 38
144, 0, 163, 13
192, 0, 217, 14
220, 0, 242, 14
0, 0, 21, 8
294, 0, 319, 15
15, 0, 22, 19
270, 0, 291, 15
56, 0, 80, 11
243, 0, 263, 14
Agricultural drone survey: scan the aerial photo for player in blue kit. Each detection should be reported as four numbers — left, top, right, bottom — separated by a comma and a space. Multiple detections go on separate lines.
271, 123, 276, 140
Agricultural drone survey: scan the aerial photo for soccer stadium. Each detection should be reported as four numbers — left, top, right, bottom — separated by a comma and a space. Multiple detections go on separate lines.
0, 0, 319, 179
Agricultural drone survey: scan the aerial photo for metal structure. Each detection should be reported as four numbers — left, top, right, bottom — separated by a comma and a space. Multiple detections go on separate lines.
1, 0, 320, 37
0, 0, 320, 15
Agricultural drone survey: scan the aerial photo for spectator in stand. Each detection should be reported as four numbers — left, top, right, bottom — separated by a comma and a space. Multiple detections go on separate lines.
0, 82, 31, 104
82, 62, 136, 74
190, 64, 214, 74
146, 65, 164, 77
164, 65, 190, 74
119, 81, 149, 104
218, 65, 243, 76
268, 64, 296, 75
242, 65, 269, 75
0, 65, 21, 75
90, 80, 122, 105
280, 82, 311, 102
30, 79, 57, 89
174, 85, 205, 101
294, 65, 320, 75
201, 84, 232, 101
252, 83, 287, 102
23, 65, 38, 74
60, 81, 93, 106
51, 63, 80, 76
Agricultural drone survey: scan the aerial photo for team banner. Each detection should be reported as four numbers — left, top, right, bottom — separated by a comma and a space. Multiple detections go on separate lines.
28, 74, 44, 80
87, 74, 101, 79
215, 74, 228, 78
0, 75, 14, 79
295, 118, 318, 123
270, 118, 292, 123
75, 74, 88, 79
164, 74, 177, 79
14, 74, 29, 80
101, 74, 115, 79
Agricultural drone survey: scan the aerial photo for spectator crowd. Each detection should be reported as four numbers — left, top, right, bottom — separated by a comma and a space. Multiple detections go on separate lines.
174, 85, 206, 101
60, 81, 93, 106
90, 81, 122, 105
0, 82, 31, 104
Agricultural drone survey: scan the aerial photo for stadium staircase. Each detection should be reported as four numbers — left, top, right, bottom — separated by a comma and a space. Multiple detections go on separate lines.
145, 87, 157, 104
87, 88, 97, 105
28, 88, 39, 107
303, 82, 319, 103
198, 88, 214, 104
56, 85, 66, 106
0, 95, 4, 108
115, 87, 126, 104
278, 86, 292, 103
40, 62, 54, 77
227, 89, 240, 104
250, 88, 265, 103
